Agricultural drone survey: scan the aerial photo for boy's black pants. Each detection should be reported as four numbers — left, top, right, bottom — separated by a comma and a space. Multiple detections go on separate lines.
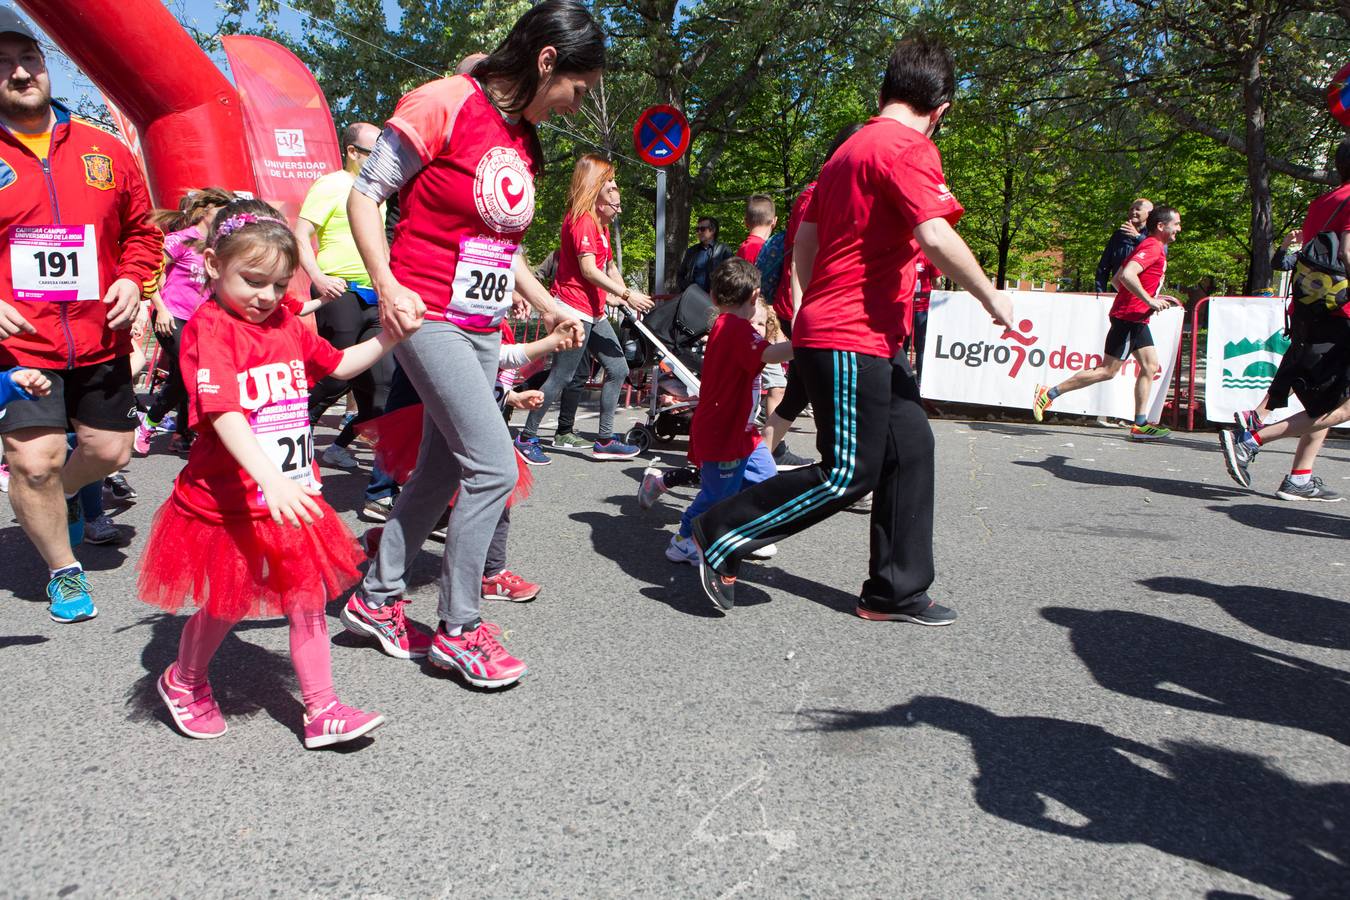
693, 347, 935, 611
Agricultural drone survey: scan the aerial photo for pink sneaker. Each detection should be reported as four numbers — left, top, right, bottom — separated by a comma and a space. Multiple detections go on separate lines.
303, 700, 385, 749
482, 569, 540, 602
133, 416, 154, 456
340, 594, 432, 659
156, 663, 227, 739
429, 621, 527, 688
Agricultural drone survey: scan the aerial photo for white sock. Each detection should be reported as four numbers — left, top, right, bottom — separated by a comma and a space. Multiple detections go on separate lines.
50, 562, 83, 577
1288, 471, 1312, 487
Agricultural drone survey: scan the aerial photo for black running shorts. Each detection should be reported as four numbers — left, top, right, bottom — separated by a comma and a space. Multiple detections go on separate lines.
1103, 317, 1154, 361
0, 356, 140, 434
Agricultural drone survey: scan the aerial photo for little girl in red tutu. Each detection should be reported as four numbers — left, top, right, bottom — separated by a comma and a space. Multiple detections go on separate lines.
138, 198, 418, 749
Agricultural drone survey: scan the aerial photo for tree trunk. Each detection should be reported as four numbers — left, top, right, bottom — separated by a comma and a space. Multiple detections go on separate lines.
1242, 48, 1273, 295
996, 167, 1014, 289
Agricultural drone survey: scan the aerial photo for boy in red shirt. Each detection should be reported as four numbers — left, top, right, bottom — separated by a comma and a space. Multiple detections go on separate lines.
666, 258, 792, 565
691, 37, 1014, 619
1032, 205, 1182, 440
737, 194, 776, 262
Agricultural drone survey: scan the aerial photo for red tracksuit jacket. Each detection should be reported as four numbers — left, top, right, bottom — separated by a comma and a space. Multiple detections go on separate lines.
0, 103, 162, 369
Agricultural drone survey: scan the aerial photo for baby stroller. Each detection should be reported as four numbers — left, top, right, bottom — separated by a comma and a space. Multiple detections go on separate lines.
619, 284, 714, 454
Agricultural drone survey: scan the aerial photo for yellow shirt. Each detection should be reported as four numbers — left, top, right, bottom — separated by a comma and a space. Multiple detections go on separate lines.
14, 130, 51, 160
298, 169, 384, 286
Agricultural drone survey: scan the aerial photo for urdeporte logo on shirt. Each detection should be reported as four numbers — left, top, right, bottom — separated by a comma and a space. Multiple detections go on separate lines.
237, 360, 310, 411
474, 146, 534, 232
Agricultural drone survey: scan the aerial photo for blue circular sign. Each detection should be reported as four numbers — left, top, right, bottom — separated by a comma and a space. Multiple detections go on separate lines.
633, 104, 690, 167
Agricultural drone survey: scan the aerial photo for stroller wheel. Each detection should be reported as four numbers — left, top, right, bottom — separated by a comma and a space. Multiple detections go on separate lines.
652, 413, 680, 443
625, 426, 653, 455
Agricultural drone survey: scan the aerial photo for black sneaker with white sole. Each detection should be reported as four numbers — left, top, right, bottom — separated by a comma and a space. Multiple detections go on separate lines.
773, 440, 813, 470
1218, 429, 1257, 488
856, 599, 957, 626
1275, 475, 1344, 502
689, 521, 735, 612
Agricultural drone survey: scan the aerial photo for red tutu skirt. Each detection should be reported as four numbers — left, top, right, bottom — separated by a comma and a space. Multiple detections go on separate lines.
356, 403, 533, 507
137, 496, 365, 620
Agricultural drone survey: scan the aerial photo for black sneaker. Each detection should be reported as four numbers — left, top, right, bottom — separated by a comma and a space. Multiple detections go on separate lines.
1218, 429, 1257, 488
689, 522, 734, 612
104, 473, 136, 501
856, 599, 957, 626
1276, 475, 1344, 502
773, 441, 813, 470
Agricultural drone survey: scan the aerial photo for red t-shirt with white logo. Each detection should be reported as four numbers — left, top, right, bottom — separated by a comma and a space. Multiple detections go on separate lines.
553, 211, 612, 319
385, 75, 540, 331
792, 117, 964, 357
913, 253, 941, 313
689, 313, 770, 465
1110, 236, 1166, 322
737, 234, 766, 263
773, 183, 816, 323
173, 301, 344, 523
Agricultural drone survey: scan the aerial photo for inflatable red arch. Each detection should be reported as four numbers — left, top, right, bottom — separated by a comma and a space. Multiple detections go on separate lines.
17, 0, 258, 205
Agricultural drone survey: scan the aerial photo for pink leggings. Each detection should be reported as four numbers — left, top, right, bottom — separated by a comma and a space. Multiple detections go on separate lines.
176, 607, 336, 713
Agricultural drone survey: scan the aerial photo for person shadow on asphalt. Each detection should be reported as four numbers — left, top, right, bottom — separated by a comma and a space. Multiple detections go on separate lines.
799, 695, 1349, 897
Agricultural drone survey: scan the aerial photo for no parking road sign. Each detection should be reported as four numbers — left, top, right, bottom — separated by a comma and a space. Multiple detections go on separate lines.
633, 104, 690, 167
1329, 61, 1350, 127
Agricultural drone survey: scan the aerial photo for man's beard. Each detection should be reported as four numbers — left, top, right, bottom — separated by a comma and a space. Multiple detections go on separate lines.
0, 82, 50, 120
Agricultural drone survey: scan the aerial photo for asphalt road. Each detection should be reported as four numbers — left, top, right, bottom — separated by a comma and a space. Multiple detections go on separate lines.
1, 405, 1347, 898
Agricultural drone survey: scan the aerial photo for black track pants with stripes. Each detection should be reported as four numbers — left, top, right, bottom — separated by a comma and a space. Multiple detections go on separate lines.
693, 347, 935, 611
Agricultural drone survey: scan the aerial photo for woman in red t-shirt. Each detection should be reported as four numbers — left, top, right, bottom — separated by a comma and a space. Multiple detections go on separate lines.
341, 0, 602, 689
515, 153, 652, 463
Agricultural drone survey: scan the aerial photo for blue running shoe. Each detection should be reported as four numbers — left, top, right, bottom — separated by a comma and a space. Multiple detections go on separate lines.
47, 568, 97, 623
592, 434, 640, 460
66, 493, 84, 547
513, 437, 552, 466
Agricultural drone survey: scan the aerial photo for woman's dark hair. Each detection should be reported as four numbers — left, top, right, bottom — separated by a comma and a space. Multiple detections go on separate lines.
880, 35, 955, 114
471, 0, 606, 115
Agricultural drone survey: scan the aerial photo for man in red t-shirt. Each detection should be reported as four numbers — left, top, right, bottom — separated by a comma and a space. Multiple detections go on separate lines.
1032, 205, 1182, 440
691, 37, 1014, 621
737, 194, 776, 262
1219, 138, 1350, 498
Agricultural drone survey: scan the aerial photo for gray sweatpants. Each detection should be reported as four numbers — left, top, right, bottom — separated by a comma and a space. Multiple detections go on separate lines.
361, 321, 515, 627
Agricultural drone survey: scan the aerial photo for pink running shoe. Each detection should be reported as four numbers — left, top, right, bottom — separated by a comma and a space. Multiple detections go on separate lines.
339, 594, 432, 659
156, 663, 227, 739
429, 621, 527, 688
133, 415, 154, 456
482, 569, 540, 603
303, 700, 385, 749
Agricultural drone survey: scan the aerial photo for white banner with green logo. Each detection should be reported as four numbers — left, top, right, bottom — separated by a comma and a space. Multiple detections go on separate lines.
1204, 295, 1301, 424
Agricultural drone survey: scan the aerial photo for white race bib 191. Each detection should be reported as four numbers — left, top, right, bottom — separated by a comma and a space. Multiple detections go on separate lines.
9, 225, 99, 301
448, 236, 516, 328
251, 396, 317, 503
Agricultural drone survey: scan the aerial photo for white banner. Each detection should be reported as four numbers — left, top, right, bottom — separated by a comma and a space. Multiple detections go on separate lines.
1204, 295, 1303, 425
921, 290, 1184, 420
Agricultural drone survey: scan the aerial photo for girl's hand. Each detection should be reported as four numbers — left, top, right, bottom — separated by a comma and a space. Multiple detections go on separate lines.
11, 368, 51, 397
260, 477, 325, 528
154, 311, 175, 338
507, 389, 544, 410
378, 278, 426, 340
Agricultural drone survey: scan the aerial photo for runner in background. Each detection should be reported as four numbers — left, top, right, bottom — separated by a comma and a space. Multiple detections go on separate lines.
1033, 205, 1182, 441
136, 187, 233, 456
908, 252, 939, 384
513, 153, 651, 465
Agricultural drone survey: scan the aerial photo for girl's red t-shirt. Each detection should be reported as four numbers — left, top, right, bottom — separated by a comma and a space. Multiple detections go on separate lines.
173, 301, 343, 523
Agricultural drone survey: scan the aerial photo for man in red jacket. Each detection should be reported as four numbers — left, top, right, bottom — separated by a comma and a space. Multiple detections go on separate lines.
0, 11, 162, 623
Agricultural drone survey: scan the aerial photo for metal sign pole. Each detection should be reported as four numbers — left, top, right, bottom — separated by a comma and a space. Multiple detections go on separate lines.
654, 168, 667, 294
